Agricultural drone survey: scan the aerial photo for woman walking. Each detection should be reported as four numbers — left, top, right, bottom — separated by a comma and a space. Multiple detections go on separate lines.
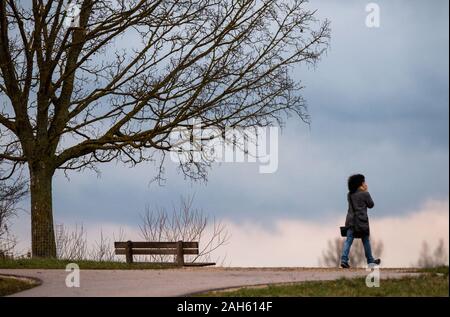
341, 174, 381, 268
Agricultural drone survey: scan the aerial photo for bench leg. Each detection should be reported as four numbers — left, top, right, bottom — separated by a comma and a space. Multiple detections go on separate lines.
176, 240, 184, 267
125, 240, 133, 264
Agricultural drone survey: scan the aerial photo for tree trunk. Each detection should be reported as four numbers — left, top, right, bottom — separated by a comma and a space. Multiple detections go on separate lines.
29, 162, 56, 258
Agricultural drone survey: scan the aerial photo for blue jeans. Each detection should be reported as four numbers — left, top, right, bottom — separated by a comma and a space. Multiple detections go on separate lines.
341, 228, 375, 264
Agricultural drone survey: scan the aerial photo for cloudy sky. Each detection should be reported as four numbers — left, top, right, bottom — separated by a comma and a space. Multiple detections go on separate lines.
13, 0, 449, 267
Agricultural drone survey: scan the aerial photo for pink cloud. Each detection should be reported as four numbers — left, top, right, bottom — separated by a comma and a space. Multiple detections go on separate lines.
212, 199, 449, 267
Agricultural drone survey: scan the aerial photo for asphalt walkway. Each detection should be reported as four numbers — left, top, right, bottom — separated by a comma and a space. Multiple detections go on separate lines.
0, 267, 418, 297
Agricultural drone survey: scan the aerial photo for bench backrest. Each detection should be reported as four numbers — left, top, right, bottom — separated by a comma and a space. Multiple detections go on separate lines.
114, 241, 199, 265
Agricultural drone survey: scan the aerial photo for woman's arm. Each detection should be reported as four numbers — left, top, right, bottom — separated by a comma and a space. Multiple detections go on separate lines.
365, 192, 375, 209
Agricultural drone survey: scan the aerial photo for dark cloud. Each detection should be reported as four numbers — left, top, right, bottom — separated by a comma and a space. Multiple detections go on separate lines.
44, 0, 448, 227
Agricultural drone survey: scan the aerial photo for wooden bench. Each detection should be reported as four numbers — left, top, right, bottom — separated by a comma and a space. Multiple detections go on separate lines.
114, 241, 215, 267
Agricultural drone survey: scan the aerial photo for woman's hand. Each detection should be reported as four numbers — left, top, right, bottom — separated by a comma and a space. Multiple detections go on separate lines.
360, 183, 368, 192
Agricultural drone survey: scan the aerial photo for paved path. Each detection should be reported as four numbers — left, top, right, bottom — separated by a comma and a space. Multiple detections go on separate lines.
0, 268, 418, 297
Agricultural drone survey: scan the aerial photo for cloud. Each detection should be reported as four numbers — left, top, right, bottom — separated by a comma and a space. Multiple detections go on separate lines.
302, 0, 449, 147
43, 0, 448, 224
45, 123, 448, 225
209, 198, 450, 267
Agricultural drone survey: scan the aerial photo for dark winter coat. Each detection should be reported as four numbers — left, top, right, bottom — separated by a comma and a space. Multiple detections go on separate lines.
345, 189, 375, 237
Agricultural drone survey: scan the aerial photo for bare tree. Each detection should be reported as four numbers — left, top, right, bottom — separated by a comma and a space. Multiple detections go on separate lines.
55, 223, 126, 261
140, 196, 229, 263
88, 228, 124, 261
320, 237, 384, 268
417, 239, 448, 268
0, 174, 27, 258
0, 0, 330, 257
55, 223, 88, 260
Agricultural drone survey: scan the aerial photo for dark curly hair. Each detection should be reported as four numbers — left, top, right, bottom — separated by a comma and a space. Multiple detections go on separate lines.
348, 174, 365, 194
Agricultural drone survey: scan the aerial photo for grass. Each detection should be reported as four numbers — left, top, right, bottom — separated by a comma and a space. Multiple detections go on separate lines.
418, 266, 449, 277
199, 268, 449, 297
0, 275, 39, 296
0, 258, 177, 270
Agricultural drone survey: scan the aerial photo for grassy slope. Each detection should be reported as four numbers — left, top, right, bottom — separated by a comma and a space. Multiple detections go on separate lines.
0, 258, 177, 270
200, 267, 449, 297
0, 276, 39, 296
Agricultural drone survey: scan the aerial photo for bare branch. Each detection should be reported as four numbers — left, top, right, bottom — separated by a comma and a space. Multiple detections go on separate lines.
140, 195, 229, 264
